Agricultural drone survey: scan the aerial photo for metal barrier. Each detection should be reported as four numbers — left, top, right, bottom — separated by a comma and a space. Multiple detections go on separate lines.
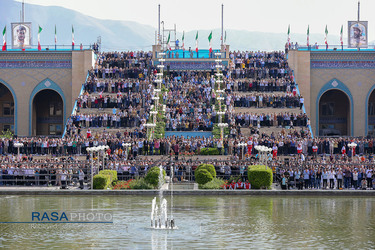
0, 159, 259, 186
1, 158, 374, 189
0, 162, 92, 188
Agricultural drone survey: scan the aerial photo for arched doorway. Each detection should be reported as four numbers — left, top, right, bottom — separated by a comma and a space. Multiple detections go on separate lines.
32, 90, 63, 136
319, 90, 350, 136
368, 89, 375, 136
0, 83, 15, 133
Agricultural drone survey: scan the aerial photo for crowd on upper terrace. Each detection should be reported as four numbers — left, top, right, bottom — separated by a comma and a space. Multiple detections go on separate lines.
10, 131, 375, 162
70, 49, 303, 133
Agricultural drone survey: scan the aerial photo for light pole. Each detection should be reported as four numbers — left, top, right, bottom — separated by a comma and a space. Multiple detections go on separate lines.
86, 147, 94, 189
214, 52, 228, 145
144, 123, 157, 140
254, 145, 272, 165
147, 52, 165, 140
86, 146, 101, 189
238, 142, 247, 160
348, 142, 357, 158
13, 142, 24, 158
122, 143, 132, 160
99, 145, 109, 170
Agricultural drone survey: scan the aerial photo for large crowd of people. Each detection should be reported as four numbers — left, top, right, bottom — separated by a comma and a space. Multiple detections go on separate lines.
1, 49, 375, 190
2, 136, 375, 161
1, 154, 375, 190
67, 49, 306, 136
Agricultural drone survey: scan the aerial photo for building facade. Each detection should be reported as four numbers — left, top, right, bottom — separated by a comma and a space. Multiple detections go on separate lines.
0, 50, 94, 136
288, 49, 375, 137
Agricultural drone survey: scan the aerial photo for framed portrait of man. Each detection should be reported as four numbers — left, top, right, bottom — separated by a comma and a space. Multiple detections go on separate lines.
348, 21, 368, 48
11, 22, 32, 49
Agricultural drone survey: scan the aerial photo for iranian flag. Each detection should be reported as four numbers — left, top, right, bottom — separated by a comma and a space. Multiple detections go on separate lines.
55, 25, 57, 44
72, 25, 75, 48
307, 25, 310, 46
182, 31, 185, 51
195, 31, 198, 53
340, 25, 343, 46
287, 24, 290, 46
37, 25, 42, 51
167, 32, 171, 50
208, 31, 212, 53
2, 26, 6, 51
325, 25, 328, 45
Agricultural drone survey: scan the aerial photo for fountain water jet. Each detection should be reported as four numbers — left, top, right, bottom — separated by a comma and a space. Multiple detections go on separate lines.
150, 164, 176, 229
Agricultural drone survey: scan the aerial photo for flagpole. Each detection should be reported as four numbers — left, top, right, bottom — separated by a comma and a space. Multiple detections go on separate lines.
221, 4, 224, 46
358, 1, 360, 22
72, 25, 74, 51
55, 25, 57, 51
158, 4, 161, 45
2, 26, 6, 52
326, 25, 328, 51
357, 1, 360, 51
341, 25, 343, 51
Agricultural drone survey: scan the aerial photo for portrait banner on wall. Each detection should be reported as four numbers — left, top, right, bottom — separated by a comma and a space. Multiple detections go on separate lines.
11, 22, 32, 49
348, 21, 368, 48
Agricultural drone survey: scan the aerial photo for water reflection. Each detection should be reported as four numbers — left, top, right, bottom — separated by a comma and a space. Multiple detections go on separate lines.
151, 230, 168, 250
0, 196, 374, 249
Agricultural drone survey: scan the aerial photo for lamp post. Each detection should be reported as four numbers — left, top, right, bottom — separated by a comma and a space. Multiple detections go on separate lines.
214, 52, 228, 145
86, 146, 102, 189
254, 145, 272, 165
144, 123, 157, 140
348, 142, 357, 158
13, 142, 24, 158
98, 145, 109, 170
147, 52, 165, 140
86, 147, 94, 190
122, 143, 132, 160
238, 142, 247, 160
218, 122, 228, 153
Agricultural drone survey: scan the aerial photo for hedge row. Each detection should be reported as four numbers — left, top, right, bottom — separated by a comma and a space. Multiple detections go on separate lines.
195, 165, 273, 189
247, 165, 273, 189
144, 166, 166, 188
195, 164, 217, 185
93, 174, 111, 189
200, 148, 220, 155
99, 170, 118, 183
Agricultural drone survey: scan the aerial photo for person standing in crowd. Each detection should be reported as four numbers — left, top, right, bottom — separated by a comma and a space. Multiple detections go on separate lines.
61, 170, 67, 189
79, 169, 85, 189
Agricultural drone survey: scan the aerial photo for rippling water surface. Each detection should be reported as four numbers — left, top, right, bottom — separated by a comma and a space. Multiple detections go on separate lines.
0, 195, 374, 249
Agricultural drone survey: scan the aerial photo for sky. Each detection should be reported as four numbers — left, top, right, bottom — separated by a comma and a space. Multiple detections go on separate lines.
15, 0, 375, 41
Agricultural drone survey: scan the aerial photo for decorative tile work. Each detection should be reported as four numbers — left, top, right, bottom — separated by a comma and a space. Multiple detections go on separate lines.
0, 52, 72, 69
320, 118, 347, 124
36, 117, 63, 123
311, 52, 375, 69
0, 117, 14, 123
311, 60, 375, 69
154, 60, 229, 71
0, 52, 72, 61
168, 61, 215, 70
0, 60, 72, 68
164, 131, 213, 138
311, 52, 375, 61
369, 117, 375, 124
